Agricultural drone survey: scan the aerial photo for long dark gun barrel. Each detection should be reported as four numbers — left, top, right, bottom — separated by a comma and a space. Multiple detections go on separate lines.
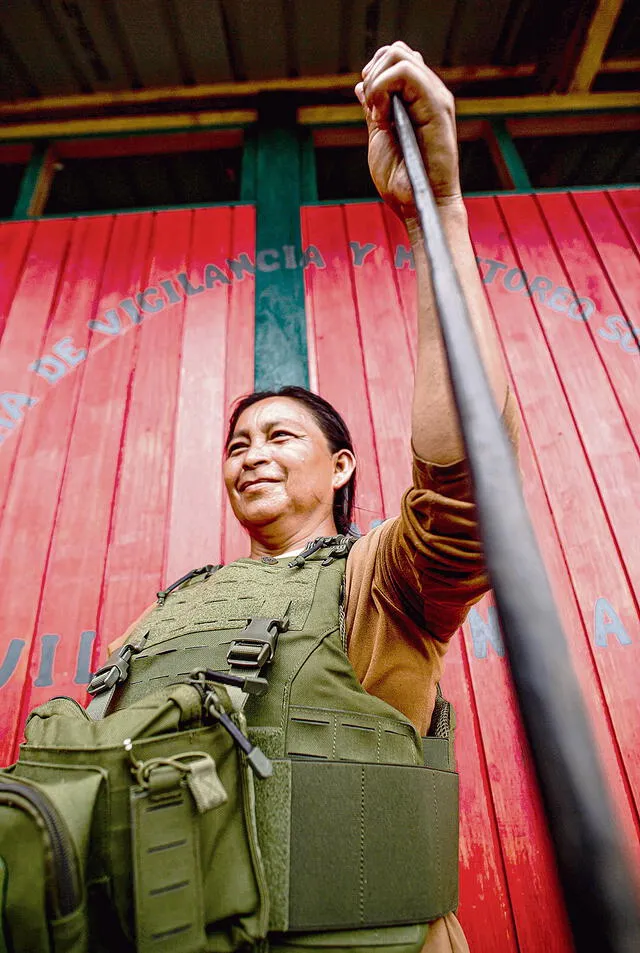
391, 95, 640, 953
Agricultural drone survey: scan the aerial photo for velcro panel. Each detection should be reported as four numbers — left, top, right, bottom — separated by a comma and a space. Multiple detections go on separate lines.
287, 761, 458, 931
287, 707, 421, 765
360, 764, 458, 924
253, 760, 292, 932
131, 785, 206, 953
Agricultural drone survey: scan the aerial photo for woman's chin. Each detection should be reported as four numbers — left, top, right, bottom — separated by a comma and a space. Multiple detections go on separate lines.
236, 499, 289, 529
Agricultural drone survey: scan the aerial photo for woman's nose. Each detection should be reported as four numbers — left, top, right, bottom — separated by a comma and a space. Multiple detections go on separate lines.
242, 440, 269, 467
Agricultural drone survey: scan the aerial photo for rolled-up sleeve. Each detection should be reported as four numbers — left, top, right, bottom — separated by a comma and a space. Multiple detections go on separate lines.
373, 389, 519, 642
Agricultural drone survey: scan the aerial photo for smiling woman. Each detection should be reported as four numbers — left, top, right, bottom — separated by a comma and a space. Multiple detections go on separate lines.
224, 386, 357, 548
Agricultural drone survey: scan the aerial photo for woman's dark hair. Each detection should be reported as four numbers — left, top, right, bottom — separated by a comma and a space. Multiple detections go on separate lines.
226, 386, 357, 535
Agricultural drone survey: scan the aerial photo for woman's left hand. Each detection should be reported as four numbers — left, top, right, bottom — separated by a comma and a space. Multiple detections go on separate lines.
355, 42, 462, 220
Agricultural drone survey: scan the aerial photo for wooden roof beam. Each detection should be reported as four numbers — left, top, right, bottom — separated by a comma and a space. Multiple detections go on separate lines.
568, 0, 625, 92
0, 64, 537, 118
298, 91, 640, 126
537, 0, 626, 93
1, 92, 638, 144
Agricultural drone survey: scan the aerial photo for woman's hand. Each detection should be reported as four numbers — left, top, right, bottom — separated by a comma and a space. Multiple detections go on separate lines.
355, 42, 462, 220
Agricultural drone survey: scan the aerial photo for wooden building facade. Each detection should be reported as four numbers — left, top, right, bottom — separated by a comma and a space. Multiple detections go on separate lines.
0, 2, 638, 951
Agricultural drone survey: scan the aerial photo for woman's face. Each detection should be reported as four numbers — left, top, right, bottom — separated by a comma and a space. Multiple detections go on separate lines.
223, 397, 353, 533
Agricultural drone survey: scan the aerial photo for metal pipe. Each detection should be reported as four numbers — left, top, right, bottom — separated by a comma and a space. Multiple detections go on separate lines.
391, 94, 640, 953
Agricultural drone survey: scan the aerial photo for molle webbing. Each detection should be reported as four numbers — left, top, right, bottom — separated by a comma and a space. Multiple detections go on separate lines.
255, 759, 459, 932
108, 538, 460, 935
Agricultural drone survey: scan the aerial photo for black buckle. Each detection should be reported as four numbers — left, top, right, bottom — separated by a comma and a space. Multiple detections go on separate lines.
185, 668, 269, 697
87, 645, 133, 696
226, 617, 287, 670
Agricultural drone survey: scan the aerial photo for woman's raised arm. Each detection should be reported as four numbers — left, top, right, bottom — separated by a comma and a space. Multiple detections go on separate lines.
356, 42, 509, 466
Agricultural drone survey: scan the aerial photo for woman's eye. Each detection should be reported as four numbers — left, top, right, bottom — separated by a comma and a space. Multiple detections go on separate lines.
227, 443, 245, 456
271, 430, 291, 440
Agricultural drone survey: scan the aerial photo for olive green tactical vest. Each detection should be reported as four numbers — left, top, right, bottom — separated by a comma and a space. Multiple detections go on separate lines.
110, 539, 460, 950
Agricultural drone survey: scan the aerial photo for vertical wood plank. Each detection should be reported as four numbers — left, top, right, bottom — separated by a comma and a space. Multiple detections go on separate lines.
164, 207, 233, 580
382, 207, 418, 360
98, 210, 191, 649
301, 205, 384, 532
441, 636, 520, 953
343, 203, 414, 516
223, 206, 256, 563
608, 190, 640, 257
0, 220, 73, 520
0, 221, 34, 337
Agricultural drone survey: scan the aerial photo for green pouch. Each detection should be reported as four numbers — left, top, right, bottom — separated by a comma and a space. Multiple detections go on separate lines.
3, 684, 268, 953
0, 768, 100, 953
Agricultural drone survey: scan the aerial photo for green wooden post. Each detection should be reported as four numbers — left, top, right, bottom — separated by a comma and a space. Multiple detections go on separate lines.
253, 94, 315, 391
13, 141, 54, 219
488, 119, 532, 191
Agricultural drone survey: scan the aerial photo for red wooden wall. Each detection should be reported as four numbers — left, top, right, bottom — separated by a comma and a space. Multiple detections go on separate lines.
0, 190, 638, 952
301, 191, 640, 953
0, 206, 255, 760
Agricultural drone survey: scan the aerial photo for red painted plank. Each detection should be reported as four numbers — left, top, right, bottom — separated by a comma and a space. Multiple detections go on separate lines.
441, 637, 520, 953
382, 207, 418, 361
0, 220, 74, 522
0, 217, 113, 762
222, 206, 255, 563
301, 205, 384, 532
0, 221, 34, 338
15, 217, 116, 724
344, 203, 414, 516
2, 214, 155, 760
608, 190, 640, 259
535, 192, 640, 446
164, 207, 233, 581
467, 196, 640, 816
98, 211, 191, 650
572, 191, 640, 355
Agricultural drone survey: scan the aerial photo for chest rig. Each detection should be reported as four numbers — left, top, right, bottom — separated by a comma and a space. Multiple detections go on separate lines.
87, 535, 459, 952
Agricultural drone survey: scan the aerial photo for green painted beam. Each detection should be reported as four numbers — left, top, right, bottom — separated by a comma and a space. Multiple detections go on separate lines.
489, 119, 532, 190
13, 141, 52, 218
253, 95, 313, 390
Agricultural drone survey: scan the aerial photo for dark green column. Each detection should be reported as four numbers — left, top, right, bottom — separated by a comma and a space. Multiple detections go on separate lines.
13, 141, 52, 219
251, 94, 317, 391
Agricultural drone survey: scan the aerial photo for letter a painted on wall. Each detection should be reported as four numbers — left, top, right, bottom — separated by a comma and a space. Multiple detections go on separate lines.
594, 597, 632, 647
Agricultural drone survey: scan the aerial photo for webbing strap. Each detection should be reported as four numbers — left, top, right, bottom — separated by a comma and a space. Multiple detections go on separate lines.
254, 759, 459, 932
130, 771, 206, 953
226, 616, 287, 711
86, 629, 150, 721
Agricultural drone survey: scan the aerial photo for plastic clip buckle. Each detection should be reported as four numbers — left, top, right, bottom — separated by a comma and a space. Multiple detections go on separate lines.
226, 617, 287, 670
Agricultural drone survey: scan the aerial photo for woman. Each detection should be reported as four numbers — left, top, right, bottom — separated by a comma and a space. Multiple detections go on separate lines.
107, 43, 518, 953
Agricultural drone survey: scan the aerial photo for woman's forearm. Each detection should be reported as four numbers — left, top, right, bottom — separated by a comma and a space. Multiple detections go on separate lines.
407, 200, 509, 465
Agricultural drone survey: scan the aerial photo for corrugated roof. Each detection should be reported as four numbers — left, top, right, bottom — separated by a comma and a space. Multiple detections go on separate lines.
0, 0, 637, 100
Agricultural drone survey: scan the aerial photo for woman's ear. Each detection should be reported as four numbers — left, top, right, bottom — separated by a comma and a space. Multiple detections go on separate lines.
332, 449, 356, 490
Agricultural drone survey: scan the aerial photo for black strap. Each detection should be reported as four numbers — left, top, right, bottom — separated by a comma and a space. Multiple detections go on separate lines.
86, 629, 150, 720
156, 564, 220, 606
225, 616, 288, 710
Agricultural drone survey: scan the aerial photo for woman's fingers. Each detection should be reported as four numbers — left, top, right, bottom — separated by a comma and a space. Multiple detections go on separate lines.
362, 47, 453, 127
